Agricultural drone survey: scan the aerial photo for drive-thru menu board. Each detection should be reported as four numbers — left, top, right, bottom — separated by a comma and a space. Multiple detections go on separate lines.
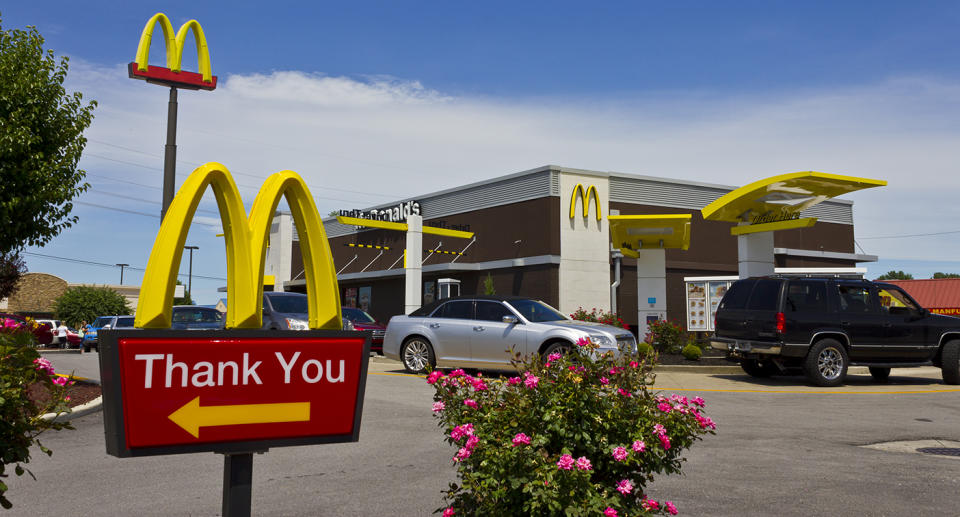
684, 277, 735, 332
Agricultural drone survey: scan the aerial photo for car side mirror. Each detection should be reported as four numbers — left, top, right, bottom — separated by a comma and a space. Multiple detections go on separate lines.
103, 325, 111, 330
502, 315, 518, 324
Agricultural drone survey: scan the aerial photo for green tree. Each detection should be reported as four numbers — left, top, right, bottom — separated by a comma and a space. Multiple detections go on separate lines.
53, 285, 130, 327
932, 272, 960, 279
875, 270, 913, 281
482, 273, 496, 295
0, 251, 26, 299
0, 17, 96, 255
173, 279, 194, 305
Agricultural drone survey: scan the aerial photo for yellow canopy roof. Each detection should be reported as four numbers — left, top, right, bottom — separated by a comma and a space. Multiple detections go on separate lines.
701, 171, 886, 224
609, 214, 692, 255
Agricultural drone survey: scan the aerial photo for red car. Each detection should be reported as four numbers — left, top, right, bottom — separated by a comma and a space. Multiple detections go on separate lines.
342, 307, 386, 354
0, 313, 53, 345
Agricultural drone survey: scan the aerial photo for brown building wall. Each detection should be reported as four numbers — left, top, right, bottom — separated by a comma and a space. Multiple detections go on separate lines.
7, 273, 68, 316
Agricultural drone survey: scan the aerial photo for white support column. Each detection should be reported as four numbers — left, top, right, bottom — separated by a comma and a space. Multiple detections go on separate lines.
737, 227, 775, 278
265, 212, 293, 292
404, 214, 423, 314
636, 248, 667, 340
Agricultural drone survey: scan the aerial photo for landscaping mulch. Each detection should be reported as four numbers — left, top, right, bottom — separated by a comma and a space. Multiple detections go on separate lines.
27, 381, 102, 409
655, 349, 732, 366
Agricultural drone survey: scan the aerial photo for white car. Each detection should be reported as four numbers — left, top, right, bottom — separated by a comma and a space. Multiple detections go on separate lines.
384, 296, 637, 374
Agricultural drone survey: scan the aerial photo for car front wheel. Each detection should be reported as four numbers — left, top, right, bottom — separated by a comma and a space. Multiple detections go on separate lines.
804, 339, 848, 387
543, 341, 573, 357
401, 337, 435, 375
941, 339, 960, 385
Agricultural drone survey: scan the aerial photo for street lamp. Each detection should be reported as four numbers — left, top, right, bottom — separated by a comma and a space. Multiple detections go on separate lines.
115, 263, 129, 285
183, 246, 199, 301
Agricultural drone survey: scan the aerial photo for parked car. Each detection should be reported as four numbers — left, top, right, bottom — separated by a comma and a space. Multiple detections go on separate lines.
0, 313, 53, 345
342, 307, 386, 354
171, 306, 225, 330
383, 295, 638, 374
261, 292, 354, 331
83, 315, 136, 352
35, 319, 61, 346
711, 276, 960, 386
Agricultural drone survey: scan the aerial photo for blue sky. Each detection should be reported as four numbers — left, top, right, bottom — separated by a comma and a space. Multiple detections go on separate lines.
4, 2, 960, 304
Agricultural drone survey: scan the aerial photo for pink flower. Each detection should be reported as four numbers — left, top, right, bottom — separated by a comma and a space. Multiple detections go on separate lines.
432, 401, 445, 412
52, 376, 69, 386
653, 424, 666, 436
426, 371, 444, 384
643, 499, 660, 511
547, 352, 561, 362
659, 434, 672, 450
576, 456, 592, 471
600, 377, 610, 385
524, 374, 540, 389
629, 361, 639, 368
617, 388, 632, 397
611, 446, 628, 461
463, 399, 478, 409
448, 369, 466, 378
632, 440, 646, 453
508, 376, 521, 386
450, 423, 474, 441
64, 396, 71, 401
576, 337, 590, 347
691, 396, 705, 407
616, 479, 633, 495
512, 433, 531, 447
556, 454, 575, 470
671, 394, 689, 405
604, 508, 619, 517
470, 378, 488, 391
454, 447, 472, 461
443, 508, 456, 517
657, 402, 672, 413
465, 435, 479, 449
665, 501, 678, 515
568, 365, 576, 371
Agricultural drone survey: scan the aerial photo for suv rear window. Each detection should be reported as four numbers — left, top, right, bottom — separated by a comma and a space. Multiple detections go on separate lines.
746, 279, 781, 310
786, 280, 829, 313
719, 279, 754, 310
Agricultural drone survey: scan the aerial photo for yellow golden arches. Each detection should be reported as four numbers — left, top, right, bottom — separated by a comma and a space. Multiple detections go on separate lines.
135, 163, 341, 330
134, 13, 213, 83
569, 183, 601, 221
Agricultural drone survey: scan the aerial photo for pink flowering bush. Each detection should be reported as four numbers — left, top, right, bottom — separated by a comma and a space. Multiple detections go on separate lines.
429, 339, 715, 515
0, 317, 74, 509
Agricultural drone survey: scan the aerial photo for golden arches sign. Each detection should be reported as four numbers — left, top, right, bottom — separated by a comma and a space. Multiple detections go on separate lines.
134, 12, 213, 84
135, 163, 341, 330
569, 183, 601, 221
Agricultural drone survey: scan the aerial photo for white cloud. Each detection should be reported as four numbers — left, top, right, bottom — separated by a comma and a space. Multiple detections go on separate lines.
35, 61, 960, 302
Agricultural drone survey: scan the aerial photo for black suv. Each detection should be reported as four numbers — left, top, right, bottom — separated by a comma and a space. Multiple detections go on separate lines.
711, 276, 960, 386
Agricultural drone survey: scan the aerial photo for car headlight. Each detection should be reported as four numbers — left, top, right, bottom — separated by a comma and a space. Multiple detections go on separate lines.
285, 318, 309, 330
589, 334, 615, 348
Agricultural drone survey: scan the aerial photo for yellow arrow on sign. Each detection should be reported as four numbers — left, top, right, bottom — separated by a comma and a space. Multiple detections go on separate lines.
168, 397, 311, 438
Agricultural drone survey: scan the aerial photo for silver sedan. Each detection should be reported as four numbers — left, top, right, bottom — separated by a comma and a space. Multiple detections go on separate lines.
383, 296, 637, 374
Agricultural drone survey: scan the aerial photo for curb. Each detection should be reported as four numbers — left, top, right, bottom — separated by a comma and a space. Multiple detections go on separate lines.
38, 348, 83, 354
654, 364, 871, 374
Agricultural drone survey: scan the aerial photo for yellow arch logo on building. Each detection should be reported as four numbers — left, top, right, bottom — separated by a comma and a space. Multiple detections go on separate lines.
135, 163, 341, 330
133, 12, 213, 84
569, 183, 601, 221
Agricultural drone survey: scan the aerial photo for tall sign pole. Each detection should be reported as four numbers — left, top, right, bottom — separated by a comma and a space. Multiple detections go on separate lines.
128, 12, 218, 221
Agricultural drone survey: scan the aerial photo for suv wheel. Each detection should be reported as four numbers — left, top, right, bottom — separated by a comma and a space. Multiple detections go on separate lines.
868, 367, 891, 382
401, 337, 435, 375
740, 359, 777, 378
804, 339, 848, 387
942, 339, 960, 385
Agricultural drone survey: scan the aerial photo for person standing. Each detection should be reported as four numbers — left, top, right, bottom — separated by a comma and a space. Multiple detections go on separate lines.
56, 322, 68, 349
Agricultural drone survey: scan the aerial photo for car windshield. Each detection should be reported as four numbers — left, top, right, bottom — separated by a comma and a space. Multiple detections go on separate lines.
506, 299, 568, 322
269, 295, 308, 314
342, 307, 376, 323
115, 316, 136, 327
173, 309, 223, 323
92, 317, 113, 327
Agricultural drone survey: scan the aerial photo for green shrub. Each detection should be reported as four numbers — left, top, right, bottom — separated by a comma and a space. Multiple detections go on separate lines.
0, 317, 73, 509
644, 320, 686, 354
427, 338, 716, 515
53, 285, 130, 328
636, 341, 655, 358
681, 344, 702, 361
570, 307, 630, 330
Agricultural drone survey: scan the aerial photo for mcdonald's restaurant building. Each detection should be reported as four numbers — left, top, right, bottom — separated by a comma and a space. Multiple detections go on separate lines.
267, 165, 875, 333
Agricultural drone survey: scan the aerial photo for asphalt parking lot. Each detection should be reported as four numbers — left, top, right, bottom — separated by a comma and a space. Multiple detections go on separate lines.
7, 353, 960, 516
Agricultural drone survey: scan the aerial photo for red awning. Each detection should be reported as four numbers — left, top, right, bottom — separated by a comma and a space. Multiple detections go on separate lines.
883, 279, 960, 310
